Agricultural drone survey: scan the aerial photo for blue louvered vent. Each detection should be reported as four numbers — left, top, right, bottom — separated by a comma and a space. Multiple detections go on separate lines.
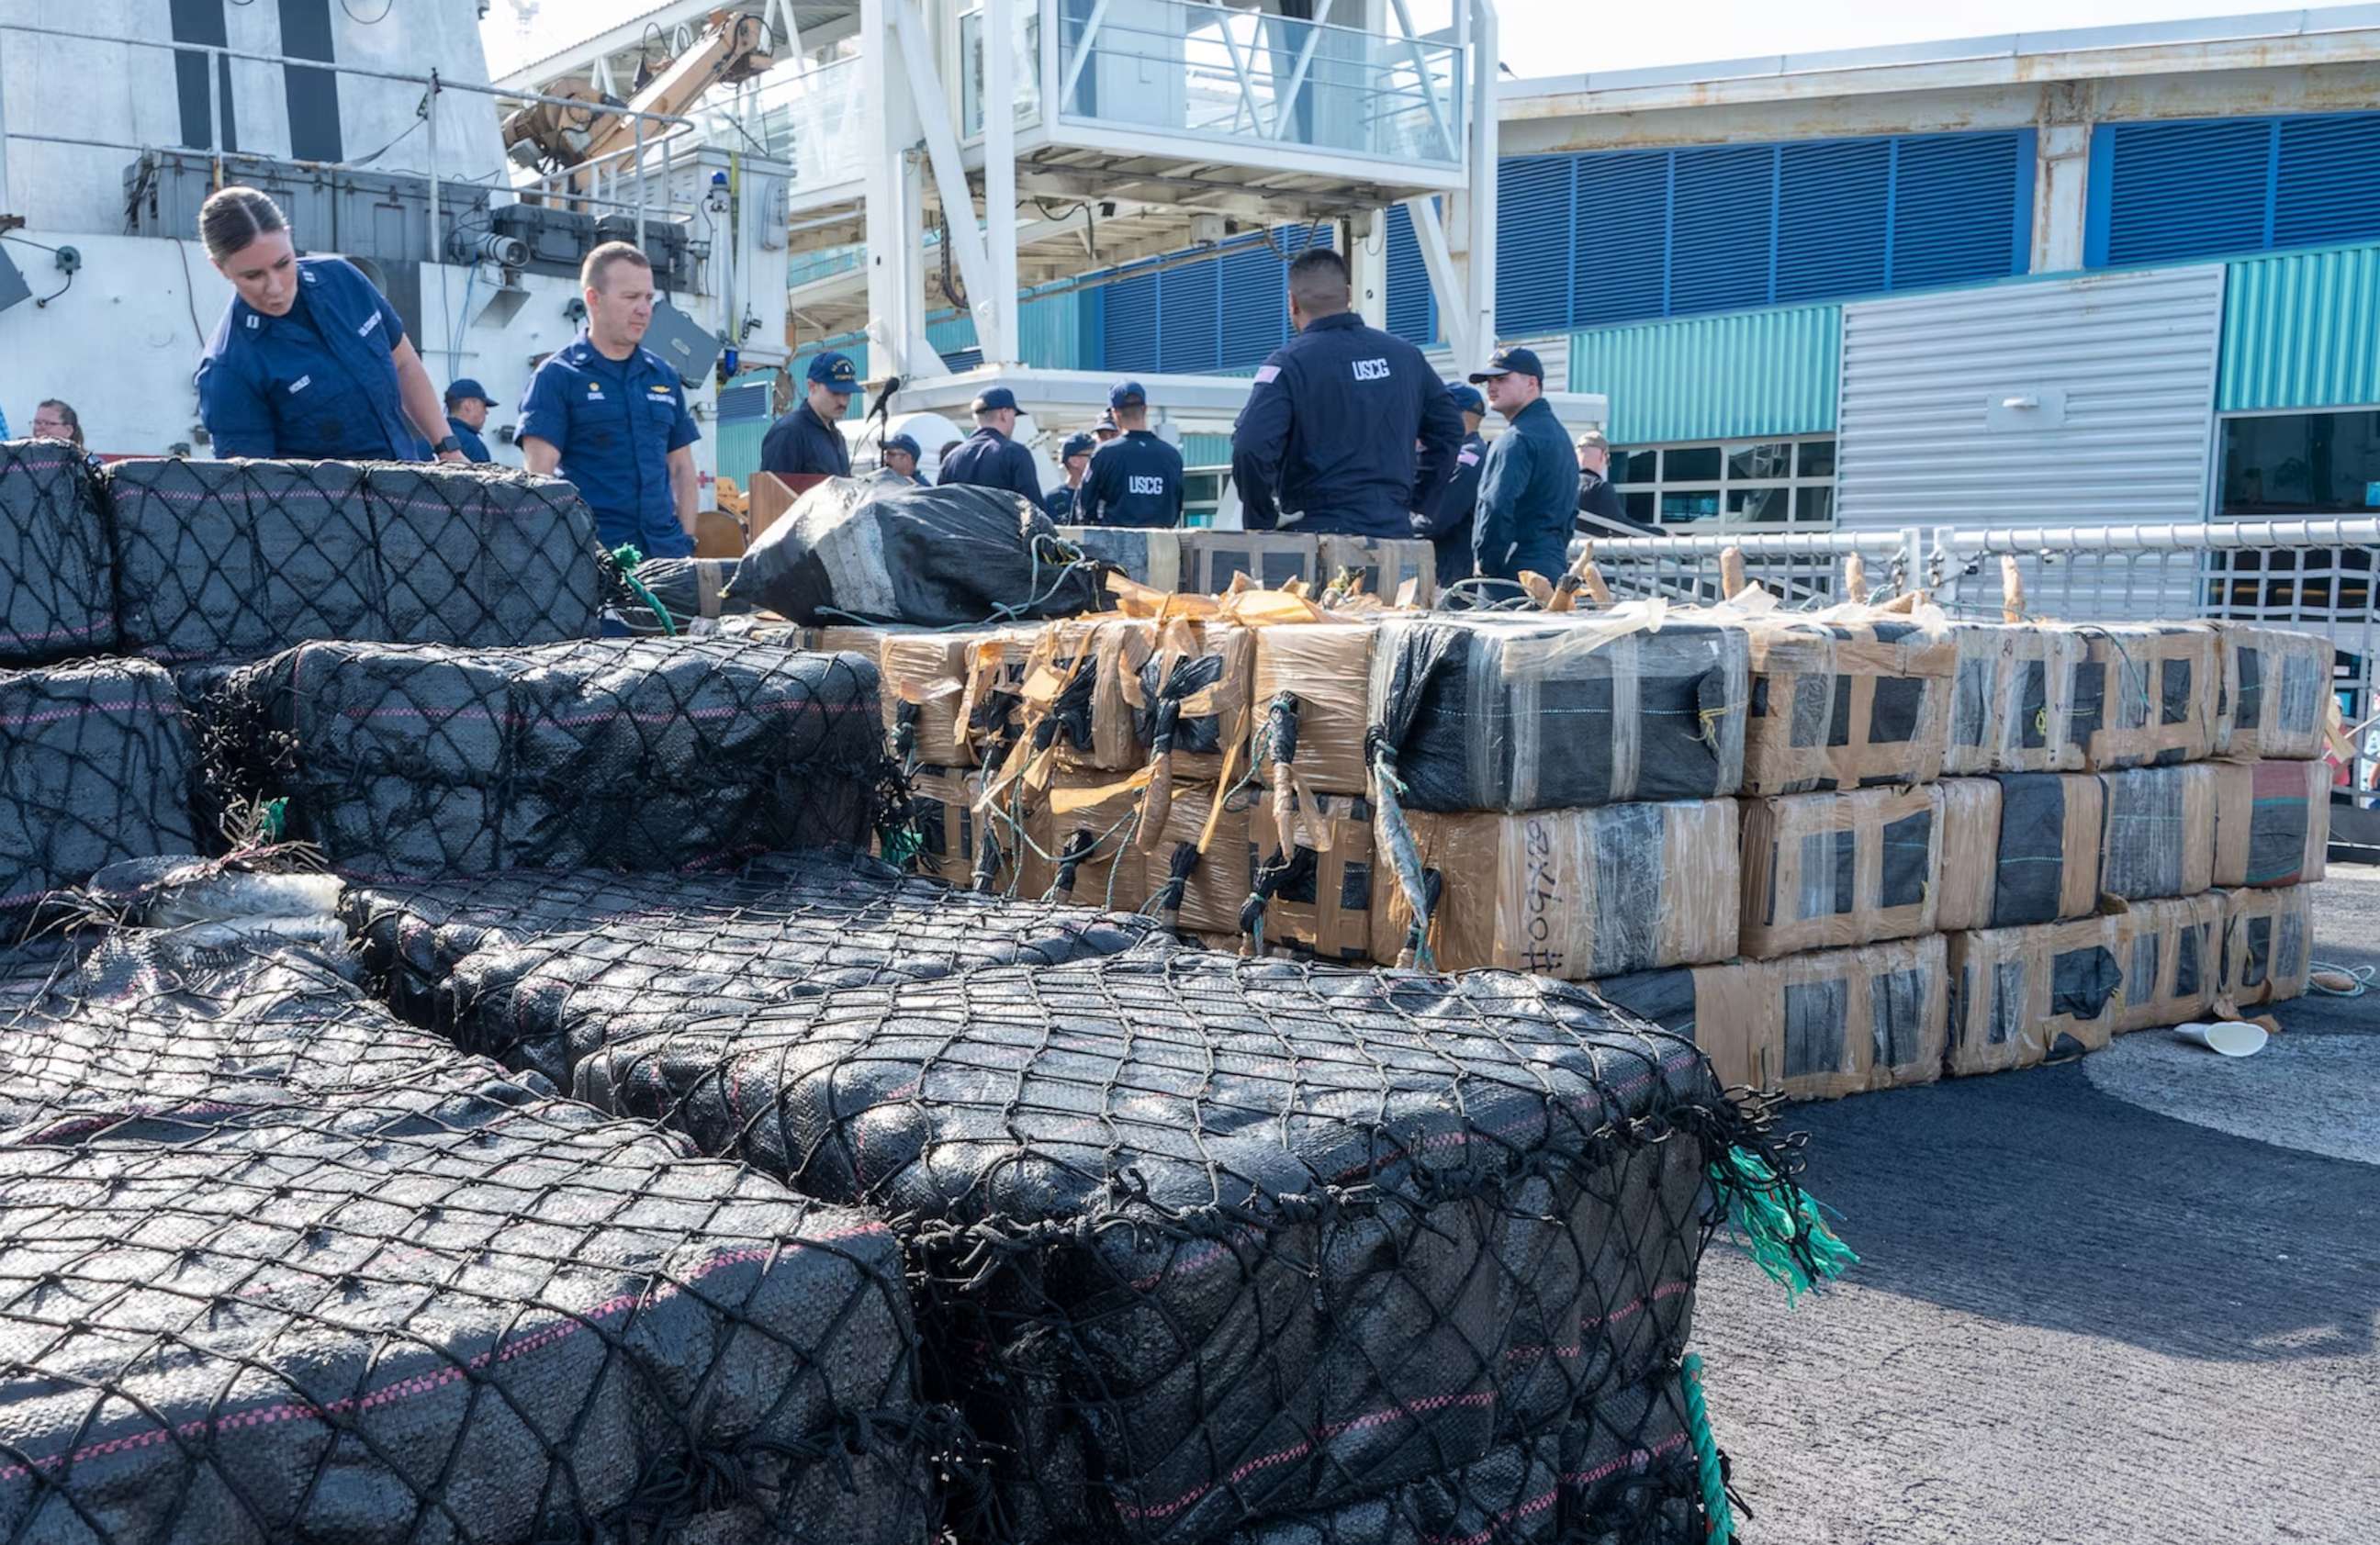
2092, 111, 2380, 267
1472, 129, 2030, 336
716, 382, 769, 422
1386, 204, 1437, 345
938, 348, 984, 373
1103, 226, 1332, 375
1104, 273, 1160, 374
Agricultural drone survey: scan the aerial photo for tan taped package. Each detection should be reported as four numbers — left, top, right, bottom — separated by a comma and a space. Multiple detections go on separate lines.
1738, 614, 1956, 794
994, 767, 1152, 911
881, 626, 1038, 769
1597, 935, 1948, 1102
1933, 778, 2001, 933
1376, 800, 1739, 979
2097, 764, 2217, 901
1016, 617, 1256, 779
1139, 780, 1255, 937
2069, 623, 2220, 770
1319, 536, 1437, 607
1246, 790, 1375, 962
1941, 623, 2088, 775
1737, 785, 1942, 959
1250, 621, 1376, 797
2217, 884, 2314, 1008
2209, 621, 2333, 761
813, 623, 908, 659
2211, 757, 2330, 889
1945, 914, 2127, 1077
1181, 532, 1319, 594
2115, 893, 2224, 1034
1057, 526, 1185, 593
904, 764, 992, 889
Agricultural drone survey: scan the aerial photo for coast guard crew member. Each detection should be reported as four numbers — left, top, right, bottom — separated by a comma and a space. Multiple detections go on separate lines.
1044, 432, 1095, 521
443, 379, 495, 464
881, 432, 931, 487
1412, 382, 1488, 589
1080, 380, 1184, 528
1229, 247, 1461, 536
1469, 346, 1577, 593
194, 185, 461, 462
937, 386, 1045, 512
759, 352, 856, 477
518, 242, 702, 559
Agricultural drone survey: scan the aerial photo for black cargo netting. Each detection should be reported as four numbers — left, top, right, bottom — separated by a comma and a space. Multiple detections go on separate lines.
0, 661, 199, 924
343, 846, 1162, 1088
0, 927, 939, 1545
189, 638, 893, 879
527, 948, 1738, 1544
105, 458, 608, 664
0, 439, 116, 664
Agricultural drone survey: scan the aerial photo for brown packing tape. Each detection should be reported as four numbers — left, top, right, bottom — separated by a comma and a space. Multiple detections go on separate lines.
1379, 803, 1739, 979
1247, 790, 1375, 961
2215, 883, 2316, 1008
1944, 914, 2127, 1077
1008, 767, 1153, 911
880, 628, 1028, 769
2073, 624, 2220, 770
1736, 615, 1957, 794
1736, 784, 1943, 959
2114, 893, 2224, 1034
1707, 935, 1949, 1102
1250, 621, 1377, 797
1147, 781, 1256, 936
1934, 778, 2000, 933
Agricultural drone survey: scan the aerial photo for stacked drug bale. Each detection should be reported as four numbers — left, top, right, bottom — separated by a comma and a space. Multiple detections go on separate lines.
878, 625, 1041, 886
1057, 528, 1438, 606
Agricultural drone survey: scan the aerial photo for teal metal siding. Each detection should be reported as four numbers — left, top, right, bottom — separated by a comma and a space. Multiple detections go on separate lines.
2220, 243, 2380, 411
1569, 305, 1841, 445
1019, 292, 1090, 370
1180, 432, 1232, 468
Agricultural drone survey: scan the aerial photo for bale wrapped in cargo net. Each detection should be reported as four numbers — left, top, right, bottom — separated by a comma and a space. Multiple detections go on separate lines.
105, 459, 610, 662
565, 948, 1817, 1545
343, 845, 1159, 1088
0, 438, 116, 663
0, 943, 936, 1545
0, 660, 199, 922
730, 476, 1102, 626
192, 637, 889, 879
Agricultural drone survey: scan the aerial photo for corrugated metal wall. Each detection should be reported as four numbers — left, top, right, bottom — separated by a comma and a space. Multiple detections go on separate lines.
1836, 265, 2226, 531
1568, 306, 1840, 445
2220, 242, 2380, 411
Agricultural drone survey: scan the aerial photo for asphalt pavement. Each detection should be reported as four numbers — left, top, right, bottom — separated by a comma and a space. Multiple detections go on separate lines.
1690, 867, 2380, 1545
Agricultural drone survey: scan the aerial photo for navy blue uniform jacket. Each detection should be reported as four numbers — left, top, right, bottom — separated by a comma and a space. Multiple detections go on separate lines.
1081, 431, 1184, 527
1473, 397, 1579, 583
759, 399, 851, 477
446, 415, 492, 464
196, 256, 425, 460
1414, 429, 1488, 588
937, 426, 1045, 513
519, 333, 702, 559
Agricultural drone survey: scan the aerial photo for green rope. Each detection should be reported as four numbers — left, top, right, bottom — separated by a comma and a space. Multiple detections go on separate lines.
258, 798, 287, 845
1710, 1145, 1858, 1305
1680, 1354, 1734, 1542
880, 822, 925, 870
610, 543, 677, 636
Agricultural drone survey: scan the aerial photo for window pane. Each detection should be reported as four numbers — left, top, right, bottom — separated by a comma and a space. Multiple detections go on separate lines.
1727, 487, 1791, 522
1661, 490, 1722, 522
1800, 485, 1836, 526
1797, 438, 1837, 477
2222, 412, 2380, 516
1728, 442, 1792, 479
1623, 491, 1657, 525
1664, 445, 1723, 481
1613, 449, 1659, 483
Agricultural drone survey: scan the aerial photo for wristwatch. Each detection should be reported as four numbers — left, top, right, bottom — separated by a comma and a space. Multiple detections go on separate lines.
432, 435, 463, 455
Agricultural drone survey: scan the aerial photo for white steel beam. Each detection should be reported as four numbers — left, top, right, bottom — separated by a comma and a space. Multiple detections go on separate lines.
982, 0, 1021, 364
891, 0, 996, 364
1056, 0, 1113, 118
1267, 0, 1336, 141
1458, 0, 1497, 374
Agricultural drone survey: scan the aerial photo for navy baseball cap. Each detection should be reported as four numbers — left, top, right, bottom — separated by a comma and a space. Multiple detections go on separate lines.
444, 377, 493, 405
1108, 379, 1147, 409
1095, 409, 1119, 431
972, 386, 1019, 413
1061, 431, 1095, 460
1446, 383, 1486, 415
807, 352, 859, 388
1469, 346, 1544, 384
882, 432, 922, 459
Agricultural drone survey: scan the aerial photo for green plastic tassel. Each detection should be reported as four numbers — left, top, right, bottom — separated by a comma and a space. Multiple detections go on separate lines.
609, 543, 677, 636
1679, 1354, 1734, 1543
1711, 1145, 1857, 1305
259, 798, 287, 845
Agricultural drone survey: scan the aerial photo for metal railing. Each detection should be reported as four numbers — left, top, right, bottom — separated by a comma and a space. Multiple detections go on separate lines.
716, 56, 870, 196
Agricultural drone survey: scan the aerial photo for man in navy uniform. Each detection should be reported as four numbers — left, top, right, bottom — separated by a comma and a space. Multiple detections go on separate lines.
1081, 380, 1184, 528
759, 351, 856, 477
443, 378, 495, 463
1411, 382, 1488, 589
1044, 431, 1095, 521
1092, 409, 1120, 446
518, 242, 702, 559
1229, 247, 1461, 536
937, 386, 1045, 512
1468, 346, 1578, 594
881, 431, 931, 487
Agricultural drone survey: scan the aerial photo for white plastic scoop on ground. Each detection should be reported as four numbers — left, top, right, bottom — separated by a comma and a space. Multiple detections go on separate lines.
2172, 1021, 2269, 1058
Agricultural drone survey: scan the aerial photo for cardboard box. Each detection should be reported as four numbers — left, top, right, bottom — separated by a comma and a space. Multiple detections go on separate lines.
1379, 800, 1739, 978
1941, 623, 2088, 776
1596, 935, 1948, 1103
2098, 765, 2217, 902
1017, 617, 1255, 779
1239, 789, 1375, 962
1934, 778, 2001, 934
1737, 786, 1941, 959
1737, 614, 1956, 794
814, 623, 904, 659
1984, 772, 2107, 927
2067, 623, 2219, 770
994, 767, 1152, 911
1140, 780, 1256, 937
1181, 532, 1319, 594
2211, 757, 2330, 890
904, 764, 991, 889
1250, 621, 1377, 797
2115, 893, 2223, 1034
881, 625, 1038, 769
1945, 915, 2127, 1076
1057, 525, 1185, 592
2216, 884, 2314, 1008
2209, 621, 2332, 762
1318, 536, 1436, 607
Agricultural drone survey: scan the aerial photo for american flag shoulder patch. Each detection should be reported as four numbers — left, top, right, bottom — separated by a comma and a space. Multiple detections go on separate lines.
1253, 365, 1281, 385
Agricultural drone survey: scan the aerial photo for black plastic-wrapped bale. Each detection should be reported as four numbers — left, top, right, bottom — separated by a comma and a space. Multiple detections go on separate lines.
0, 438, 116, 663
343, 846, 1161, 1087
0, 660, 198, 920
569, 949, 1731, 1544
731, 476, 1103, 626
106, 458, 607, 663
1368, 611, 1749, 812
631, 555, 754, 630
196, 637, 887, 879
